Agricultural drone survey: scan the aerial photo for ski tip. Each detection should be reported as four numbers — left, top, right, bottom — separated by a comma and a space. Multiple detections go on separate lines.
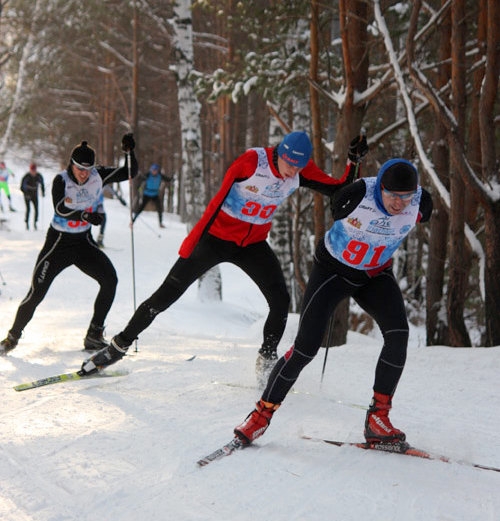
185, 355, 196, 362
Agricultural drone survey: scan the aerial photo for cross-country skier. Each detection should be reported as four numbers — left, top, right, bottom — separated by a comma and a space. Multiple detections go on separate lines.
132, 163, 171, 228
20, 162, 45, 230
0, 161, 16, 212
231, 158, 433, 445
80, 131, 368, 385
0, 134, 138, 354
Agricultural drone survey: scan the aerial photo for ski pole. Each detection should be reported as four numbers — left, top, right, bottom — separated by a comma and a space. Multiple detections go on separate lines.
134, 214, 162, 238
320, 315, 333, 387
107, 184, 128, 207
126, 152, 139, 353
0, 269, 6, 285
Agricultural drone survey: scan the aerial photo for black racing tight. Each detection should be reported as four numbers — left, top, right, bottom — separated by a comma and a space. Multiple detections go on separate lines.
263, 241, 409, 404
24, 195, 40, 227
10, 227, 117, 338
121, 233, 290, 349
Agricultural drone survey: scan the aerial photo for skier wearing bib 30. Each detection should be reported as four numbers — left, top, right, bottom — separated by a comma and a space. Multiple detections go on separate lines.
80, 131, 368, 385
0, 134, 138, 354
233, 158, 433, 445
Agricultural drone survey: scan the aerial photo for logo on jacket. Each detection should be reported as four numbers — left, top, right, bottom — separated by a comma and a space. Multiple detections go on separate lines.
262, 182, 283, 199
347, 217, 362, 229
245, 185, 259, 194
76, 188, 90, 203
367, 216, 394, 236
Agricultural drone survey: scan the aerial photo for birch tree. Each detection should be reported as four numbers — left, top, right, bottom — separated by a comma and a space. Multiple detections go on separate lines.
0, 0, 42, 157
171, 0, 221, 301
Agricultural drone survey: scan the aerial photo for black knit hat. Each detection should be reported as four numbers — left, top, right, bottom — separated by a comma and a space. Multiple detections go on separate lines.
71, 141, 96, 168
380, 160, 418, 191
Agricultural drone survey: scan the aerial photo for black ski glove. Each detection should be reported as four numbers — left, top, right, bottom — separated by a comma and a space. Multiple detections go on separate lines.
121, 133, 135, 152
347, 135, 369, 164
81, 211, 105, 226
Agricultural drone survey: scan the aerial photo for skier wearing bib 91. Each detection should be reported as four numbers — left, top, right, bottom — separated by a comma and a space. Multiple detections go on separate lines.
232, 158, 433, 446
80, 131, 368, 386
0, 134, 138, 355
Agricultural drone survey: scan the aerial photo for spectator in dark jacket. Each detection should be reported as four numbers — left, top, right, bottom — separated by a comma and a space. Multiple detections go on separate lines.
21, 163, 45, 230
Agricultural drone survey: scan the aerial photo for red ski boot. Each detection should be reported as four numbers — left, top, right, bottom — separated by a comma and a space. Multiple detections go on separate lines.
364, 392, 406, 443
234, 399, 280, 445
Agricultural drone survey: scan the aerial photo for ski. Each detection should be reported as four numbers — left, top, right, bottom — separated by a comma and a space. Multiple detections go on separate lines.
13, 369, 127, 392
197, 437, 245, 467
302, 435, 500, 473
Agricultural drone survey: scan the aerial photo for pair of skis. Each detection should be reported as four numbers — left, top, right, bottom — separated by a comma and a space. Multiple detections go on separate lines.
13, 371, 500, 474
197, 435, 500, 473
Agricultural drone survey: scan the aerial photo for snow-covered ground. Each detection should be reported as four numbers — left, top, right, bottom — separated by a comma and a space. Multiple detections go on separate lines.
1, 162, 499, 521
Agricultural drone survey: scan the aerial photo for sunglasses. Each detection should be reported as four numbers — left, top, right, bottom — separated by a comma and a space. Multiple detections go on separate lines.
381, 184, 416, 201
72, 159, 94, 171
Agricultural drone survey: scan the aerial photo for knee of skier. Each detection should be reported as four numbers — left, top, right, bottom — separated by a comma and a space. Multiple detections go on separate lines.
101, 269, 118, 291
281, 344, 314, 379
381, 328, 409, 366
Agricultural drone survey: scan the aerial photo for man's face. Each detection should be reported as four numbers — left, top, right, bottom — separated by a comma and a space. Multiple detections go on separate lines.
381, 186, 416, 215
277, 156, 302, 179
72, 163, 92, 184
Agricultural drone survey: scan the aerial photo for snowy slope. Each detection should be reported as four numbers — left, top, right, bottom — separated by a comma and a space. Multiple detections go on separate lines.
0, 166, 499, 521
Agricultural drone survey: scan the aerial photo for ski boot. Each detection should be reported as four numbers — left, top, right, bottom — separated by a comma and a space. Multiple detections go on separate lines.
234, 399, 280, 445
0, 332, 19, 354
364, 392, 406, 443
255, 340, 279, 389
83, 323, 109, 351
80, 334, 130, 375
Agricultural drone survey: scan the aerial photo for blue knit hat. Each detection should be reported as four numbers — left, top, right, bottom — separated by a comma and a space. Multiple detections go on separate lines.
150, 163, 160, 171
277, 131, 312, 168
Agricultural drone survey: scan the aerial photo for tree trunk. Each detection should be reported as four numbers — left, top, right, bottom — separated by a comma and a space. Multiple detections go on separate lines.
0, 0, 42, 156
309, 0, 326, 246
172, 0, 220, 301
447, 0, 471, 346
479, 0, 500, 345
483, 204, 500, 345
326, 0, 369, 347
426, 0, 451, 345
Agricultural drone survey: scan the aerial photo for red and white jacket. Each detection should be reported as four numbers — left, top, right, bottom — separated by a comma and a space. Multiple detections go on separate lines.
179, 146, 357, 258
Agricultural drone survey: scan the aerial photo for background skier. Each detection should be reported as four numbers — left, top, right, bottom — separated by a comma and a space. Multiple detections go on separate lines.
133, 163, 170, 228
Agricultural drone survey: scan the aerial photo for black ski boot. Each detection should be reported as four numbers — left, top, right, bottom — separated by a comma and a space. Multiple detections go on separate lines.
80, 334, 130, 375
83, 323, 109, 351
255, 336, 279, 389
0, 332, 20, 354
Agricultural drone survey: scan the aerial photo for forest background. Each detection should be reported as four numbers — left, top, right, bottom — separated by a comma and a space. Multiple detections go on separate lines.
0, 0, 498, 348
